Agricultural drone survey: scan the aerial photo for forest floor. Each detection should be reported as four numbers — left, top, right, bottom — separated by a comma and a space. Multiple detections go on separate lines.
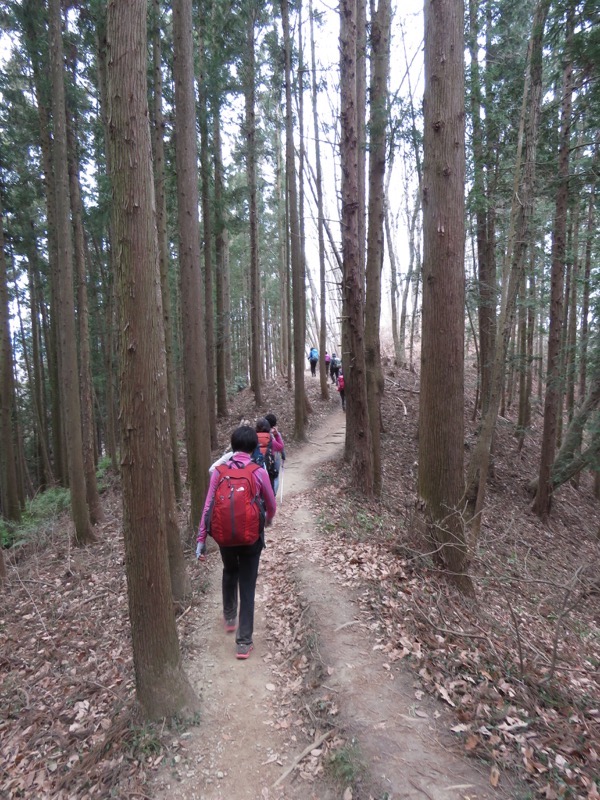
1, 361, 599, 800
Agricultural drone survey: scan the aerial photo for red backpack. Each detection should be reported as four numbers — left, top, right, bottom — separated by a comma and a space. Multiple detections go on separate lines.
337, 375, 345, 391
205, 460, 265, 546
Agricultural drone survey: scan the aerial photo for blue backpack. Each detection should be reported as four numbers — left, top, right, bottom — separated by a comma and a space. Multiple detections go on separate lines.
309, 348, 318, 360
252, 439, 278, 479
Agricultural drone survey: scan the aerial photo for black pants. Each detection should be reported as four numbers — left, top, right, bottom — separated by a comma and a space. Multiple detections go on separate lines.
309, 358, 317, 376
339, 389, 345, 410
331, 366, 339, 383
219, 538, 263, 645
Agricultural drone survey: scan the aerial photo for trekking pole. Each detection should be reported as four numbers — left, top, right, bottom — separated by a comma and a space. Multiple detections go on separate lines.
279, 465, 284, 506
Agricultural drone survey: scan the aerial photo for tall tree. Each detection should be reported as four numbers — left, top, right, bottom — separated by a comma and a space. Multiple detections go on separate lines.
0, 195, 21, 523
213, 103, 230, 416
66, 111, 104, 525
418, 0, 471, 592
533, 5, 575, 519
309, 0, 329, 402
197, 20, 218, 444
106, 0, 198, 719
281, 0, 307, 440
245, 2, 262, 406
172, 0, 211, 530
340, 0, 373, 492
579, 171, 596, 400
364, 0, 391, 497
150, 0, 183, 500
48, 0, 94, 544
468, 0, 495, 413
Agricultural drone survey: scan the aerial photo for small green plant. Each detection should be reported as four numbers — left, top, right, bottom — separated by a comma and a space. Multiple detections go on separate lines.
129, 722, 163, 758
326, 738, 365, 787
170, 710, 202, 734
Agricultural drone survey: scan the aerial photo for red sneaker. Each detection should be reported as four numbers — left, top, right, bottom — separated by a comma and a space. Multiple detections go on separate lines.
236, 643, 254, 659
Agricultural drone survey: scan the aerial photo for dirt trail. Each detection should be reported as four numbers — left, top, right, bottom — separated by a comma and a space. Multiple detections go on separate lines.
152, 412, 505, 800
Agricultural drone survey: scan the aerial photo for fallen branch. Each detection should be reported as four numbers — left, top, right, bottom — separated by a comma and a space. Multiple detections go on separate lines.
271, 728, 335, 788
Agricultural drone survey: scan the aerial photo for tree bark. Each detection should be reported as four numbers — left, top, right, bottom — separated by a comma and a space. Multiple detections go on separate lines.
399, 192, 419, 366
565, 198, 580, 423
309, 2, 329, 402
24, 233, 54, 487
365, 0, 390, 498
385, 166, 400, 363
468, 0, 495, 414
150, 0, 183, 500
0, 197, 21, 522
281, 0, 307, 440
213, 104, 230, 413
172, 0, 211, 531
245, 5, 262, 407
95, 20, 120, 474
578, 178, 595, 401
48, 0, 95, 544
197, 24, 218, 445
340, 0, 373, 493
533, 7, 574, 519
106, 0, 197, 718
419, 0, 471, 593
66, 108, 104, 525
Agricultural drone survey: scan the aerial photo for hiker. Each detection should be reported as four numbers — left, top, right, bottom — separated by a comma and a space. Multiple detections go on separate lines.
208, 417, 252, 473
337, 371, 346, 411
324, 351, 331, 372
330, 353, 341, 384
308, 346, 319, 376
255, 417, 284, 491
265, 412, 285, 495
196, 425, 276, 660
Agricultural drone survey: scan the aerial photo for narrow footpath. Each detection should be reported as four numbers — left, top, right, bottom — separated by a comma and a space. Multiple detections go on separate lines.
151, 412, 505, 800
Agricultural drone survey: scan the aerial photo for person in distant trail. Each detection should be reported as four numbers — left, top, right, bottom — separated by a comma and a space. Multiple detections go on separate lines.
196, 425, 276, 660
255, 417, 284, 492
337, 370, 346, 411
264, 412, 285, 495
308, 346, 319, 376
330, 353, 341, 384
324, 351, 331, 373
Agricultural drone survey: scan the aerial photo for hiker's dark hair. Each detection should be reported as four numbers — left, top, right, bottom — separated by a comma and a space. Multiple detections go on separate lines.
231, 425, 258, 454
265, 413, 277, 428
255, 417, 271, 434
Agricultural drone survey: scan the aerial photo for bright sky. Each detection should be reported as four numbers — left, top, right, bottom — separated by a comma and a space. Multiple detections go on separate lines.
301, 0, 425, 344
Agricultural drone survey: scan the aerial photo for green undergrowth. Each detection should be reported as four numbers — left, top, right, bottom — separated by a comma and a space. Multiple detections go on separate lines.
96, 455, 122, 493
326, 738, 366, 791
317, 496, 404, 546
1, 458, 120, 550
0, 486, 71, 549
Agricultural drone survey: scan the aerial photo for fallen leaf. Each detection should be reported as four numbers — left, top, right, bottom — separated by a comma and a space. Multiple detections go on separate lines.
435, 683, 456, 707
490, 765, 500, 787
